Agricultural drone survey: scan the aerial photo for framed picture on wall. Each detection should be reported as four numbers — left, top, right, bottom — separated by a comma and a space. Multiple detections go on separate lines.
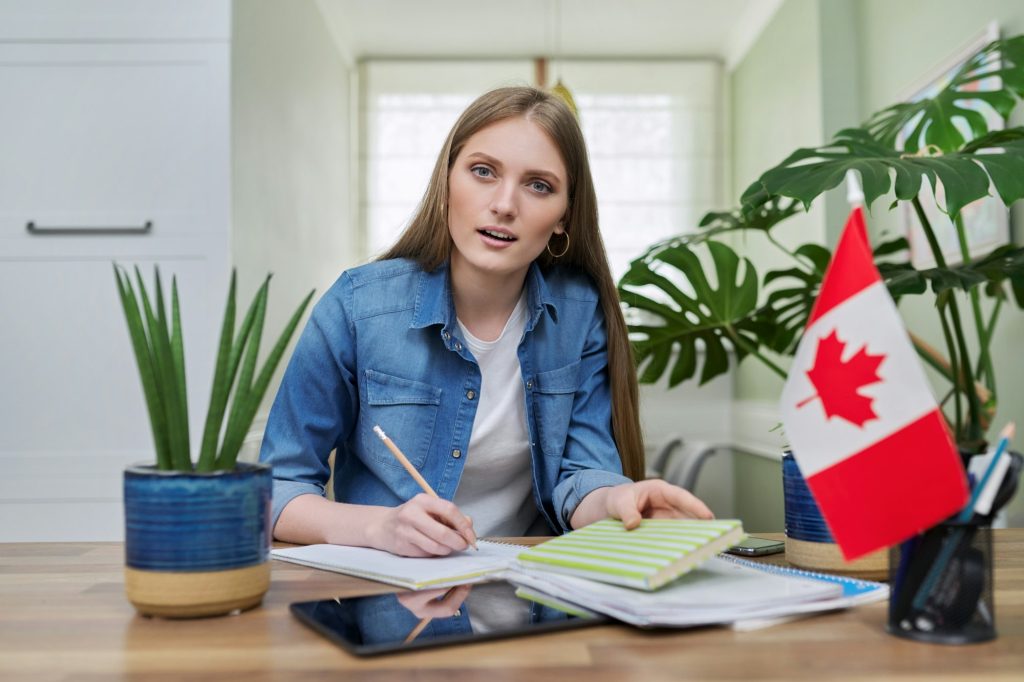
899, 21, 1011, 269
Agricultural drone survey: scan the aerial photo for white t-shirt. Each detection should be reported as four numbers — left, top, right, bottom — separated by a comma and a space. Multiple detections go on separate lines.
452, 292, 541, 537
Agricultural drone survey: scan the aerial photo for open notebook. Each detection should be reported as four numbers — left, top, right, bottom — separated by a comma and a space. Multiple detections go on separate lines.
271, 518, 743, 591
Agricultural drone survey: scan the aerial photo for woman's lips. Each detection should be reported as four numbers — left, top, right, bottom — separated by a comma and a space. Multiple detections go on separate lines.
477, 228, 517, 247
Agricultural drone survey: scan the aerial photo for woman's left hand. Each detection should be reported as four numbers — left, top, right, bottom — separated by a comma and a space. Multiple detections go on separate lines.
572, 479, 714, 530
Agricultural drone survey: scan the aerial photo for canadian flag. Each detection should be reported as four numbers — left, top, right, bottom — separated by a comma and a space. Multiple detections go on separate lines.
779, 207, 968, 560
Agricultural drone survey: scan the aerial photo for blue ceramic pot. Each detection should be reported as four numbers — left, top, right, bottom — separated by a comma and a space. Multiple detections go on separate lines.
782, 453, 834, 543
782, 452, 888, 575
123, 462, 272, 618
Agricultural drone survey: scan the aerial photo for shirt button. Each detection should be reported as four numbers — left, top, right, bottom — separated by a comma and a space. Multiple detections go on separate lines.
452, 449, 462, 458
526, 380, 533, 389
466, 390, 476, 400
455, 341, 462, 351
443, 331, 451, 340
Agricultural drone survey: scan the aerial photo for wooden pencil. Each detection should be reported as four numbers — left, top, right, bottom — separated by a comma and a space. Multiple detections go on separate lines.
373, 424, 478, 550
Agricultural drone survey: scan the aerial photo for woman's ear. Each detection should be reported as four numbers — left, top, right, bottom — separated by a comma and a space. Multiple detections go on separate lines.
554, 220, 566, 235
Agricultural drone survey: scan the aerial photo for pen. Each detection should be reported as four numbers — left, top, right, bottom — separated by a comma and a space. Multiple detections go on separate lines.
960, 422, 1016, 520
373, 424, 478, 551
910, 422, 1015, 612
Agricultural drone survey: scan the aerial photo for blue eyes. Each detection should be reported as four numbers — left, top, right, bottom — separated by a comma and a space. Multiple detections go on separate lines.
470, 165, 553, 194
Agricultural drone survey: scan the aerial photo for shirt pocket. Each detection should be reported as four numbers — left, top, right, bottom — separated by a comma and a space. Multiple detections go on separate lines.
533, 359, 581, 457
360, 369, 442, 470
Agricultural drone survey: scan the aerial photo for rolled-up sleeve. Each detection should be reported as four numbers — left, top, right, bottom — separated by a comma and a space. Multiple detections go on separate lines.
550, 303, 631, 530
259, 274, 358, 530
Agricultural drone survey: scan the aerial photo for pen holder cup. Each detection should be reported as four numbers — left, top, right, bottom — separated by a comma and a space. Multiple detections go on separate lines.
887, 519, 994, 644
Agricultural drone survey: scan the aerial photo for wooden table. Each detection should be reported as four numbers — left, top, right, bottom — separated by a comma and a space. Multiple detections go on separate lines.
2, 531, 1022, 681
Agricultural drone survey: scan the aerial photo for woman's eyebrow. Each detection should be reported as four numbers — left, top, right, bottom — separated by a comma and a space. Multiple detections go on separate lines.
466, 152, 562, 186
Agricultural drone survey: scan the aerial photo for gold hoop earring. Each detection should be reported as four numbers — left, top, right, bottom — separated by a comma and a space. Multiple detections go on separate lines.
546, 231, 570, 258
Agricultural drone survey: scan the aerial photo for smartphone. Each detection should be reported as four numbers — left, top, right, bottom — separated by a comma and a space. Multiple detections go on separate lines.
726, 537, 786, 557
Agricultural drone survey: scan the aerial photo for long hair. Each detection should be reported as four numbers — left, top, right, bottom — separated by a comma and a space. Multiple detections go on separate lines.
380, 86, 645, 481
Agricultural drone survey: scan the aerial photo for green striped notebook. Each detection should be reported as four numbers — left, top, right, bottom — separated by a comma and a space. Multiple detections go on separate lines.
516, 518, 745, 590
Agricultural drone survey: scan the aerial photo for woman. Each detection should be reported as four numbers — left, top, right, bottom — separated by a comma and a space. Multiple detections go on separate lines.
261, 86, 712, 557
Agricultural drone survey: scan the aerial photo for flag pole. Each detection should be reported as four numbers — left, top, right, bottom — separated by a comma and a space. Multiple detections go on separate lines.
845, 169, 864, 208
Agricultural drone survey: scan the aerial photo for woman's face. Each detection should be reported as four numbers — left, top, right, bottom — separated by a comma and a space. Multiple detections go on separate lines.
447, 116, 569, 284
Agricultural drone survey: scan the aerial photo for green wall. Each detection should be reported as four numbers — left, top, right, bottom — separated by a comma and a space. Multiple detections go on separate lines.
730, 0, 1024, 530
730, 0, 825, 407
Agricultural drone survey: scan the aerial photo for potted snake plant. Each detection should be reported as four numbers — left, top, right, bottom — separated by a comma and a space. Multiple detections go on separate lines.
114, 264, 313, 618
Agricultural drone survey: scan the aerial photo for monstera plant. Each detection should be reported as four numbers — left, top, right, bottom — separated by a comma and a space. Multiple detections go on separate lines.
619, 35, 1024, 454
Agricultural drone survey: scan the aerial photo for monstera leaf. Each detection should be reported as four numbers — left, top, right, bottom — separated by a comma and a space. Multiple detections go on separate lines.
878, 243, 1024, 306
758, 243, 831, 354
740, 127, 1024, 219
695, 195, 803, 240
746, 234, 915, 357
865, 36, 1024, 153
618, 241, 763, 386
628, 196, 802, 266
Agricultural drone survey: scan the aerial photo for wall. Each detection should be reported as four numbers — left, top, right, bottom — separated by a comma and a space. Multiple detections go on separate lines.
728, 0, 1024, 529
231, 0, 357, 458
728, 0, 825, 529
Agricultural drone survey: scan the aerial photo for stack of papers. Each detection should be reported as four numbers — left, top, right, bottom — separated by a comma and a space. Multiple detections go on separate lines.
272, 519, 888, 629
507, 554, 887, 628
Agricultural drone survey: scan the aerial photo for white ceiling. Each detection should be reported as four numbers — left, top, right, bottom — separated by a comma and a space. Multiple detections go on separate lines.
315, 0, 782, 69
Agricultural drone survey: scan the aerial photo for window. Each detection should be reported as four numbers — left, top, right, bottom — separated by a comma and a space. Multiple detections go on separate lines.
360, 59, 722, 281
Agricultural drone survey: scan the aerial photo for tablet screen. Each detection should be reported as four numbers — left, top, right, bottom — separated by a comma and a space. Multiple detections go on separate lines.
290, 580, 608, 656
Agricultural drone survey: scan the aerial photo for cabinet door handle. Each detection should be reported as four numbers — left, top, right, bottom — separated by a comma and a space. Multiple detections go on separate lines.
26, 221, 153, 236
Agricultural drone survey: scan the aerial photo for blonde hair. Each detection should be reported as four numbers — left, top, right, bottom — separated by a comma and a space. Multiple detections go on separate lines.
380, 86, 644, 481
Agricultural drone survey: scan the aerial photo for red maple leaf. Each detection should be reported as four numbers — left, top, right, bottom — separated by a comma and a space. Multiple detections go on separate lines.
796, 330, 886, 427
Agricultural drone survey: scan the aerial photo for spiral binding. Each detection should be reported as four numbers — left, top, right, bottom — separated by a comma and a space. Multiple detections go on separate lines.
481, 539, 530, 549
717, 553, 884, 597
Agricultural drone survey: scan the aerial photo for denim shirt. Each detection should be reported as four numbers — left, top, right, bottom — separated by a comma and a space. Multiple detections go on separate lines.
259, 258, 630, 534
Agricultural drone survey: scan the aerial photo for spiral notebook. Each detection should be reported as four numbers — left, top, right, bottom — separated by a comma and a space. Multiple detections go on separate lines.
271, 540, 524, 590
506, 554, 888, 628
271, 518, 743, 591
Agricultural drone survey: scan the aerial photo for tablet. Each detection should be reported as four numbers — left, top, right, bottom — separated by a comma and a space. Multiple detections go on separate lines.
290, 579, 608, 656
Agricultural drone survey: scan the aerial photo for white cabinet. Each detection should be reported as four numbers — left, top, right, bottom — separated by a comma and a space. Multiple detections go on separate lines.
0, 1, 231, 540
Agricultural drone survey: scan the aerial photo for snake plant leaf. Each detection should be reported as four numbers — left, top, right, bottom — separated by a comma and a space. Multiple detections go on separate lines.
740, 127, 1024, 220
618, 240, 760, 386
219, 277, 270, 465
198, 274, 266, 471
170, 276, 189, 462
196, 271, 237, 472
134, 267, 191, 470
113, 265, 171, 470
865, 36, 1024, 153
216, 288, 315, 469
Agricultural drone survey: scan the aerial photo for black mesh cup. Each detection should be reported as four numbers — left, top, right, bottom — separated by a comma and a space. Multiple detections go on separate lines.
887, 520, 994, 644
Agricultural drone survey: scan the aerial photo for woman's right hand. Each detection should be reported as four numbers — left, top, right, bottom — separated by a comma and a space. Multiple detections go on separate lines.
368, 493, 478, 557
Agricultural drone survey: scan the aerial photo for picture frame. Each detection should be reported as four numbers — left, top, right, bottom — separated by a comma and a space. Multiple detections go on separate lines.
899, 21, 1011, 269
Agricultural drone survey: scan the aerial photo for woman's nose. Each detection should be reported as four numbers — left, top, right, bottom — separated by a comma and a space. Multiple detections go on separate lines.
489, 181, 518, 218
